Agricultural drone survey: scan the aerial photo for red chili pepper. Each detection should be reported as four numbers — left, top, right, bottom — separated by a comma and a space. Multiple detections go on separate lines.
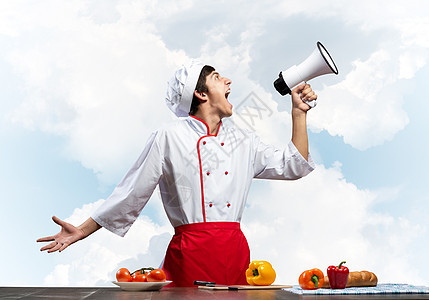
327, 261, 349, 289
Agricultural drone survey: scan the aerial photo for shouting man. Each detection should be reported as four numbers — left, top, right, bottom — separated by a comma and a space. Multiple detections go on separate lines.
38, 60, 317, 286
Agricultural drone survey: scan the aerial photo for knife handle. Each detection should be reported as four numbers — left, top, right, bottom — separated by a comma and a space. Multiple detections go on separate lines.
193, 280, 216, 286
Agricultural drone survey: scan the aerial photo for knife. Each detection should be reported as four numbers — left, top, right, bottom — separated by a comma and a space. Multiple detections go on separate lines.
193, 281, 216, 286
193, 281, 239, 290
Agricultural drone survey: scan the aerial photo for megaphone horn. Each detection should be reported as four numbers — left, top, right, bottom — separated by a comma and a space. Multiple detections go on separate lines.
274, 41, 339, 96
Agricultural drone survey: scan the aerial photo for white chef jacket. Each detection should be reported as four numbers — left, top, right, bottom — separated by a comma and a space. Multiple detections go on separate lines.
92, 115, 315, 237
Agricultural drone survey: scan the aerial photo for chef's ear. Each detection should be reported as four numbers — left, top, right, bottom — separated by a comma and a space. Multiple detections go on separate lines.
194, 90, 208, 102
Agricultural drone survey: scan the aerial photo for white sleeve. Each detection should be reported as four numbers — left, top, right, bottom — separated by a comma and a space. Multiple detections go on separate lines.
252, 135, 315, 180
91, 131, 163, 237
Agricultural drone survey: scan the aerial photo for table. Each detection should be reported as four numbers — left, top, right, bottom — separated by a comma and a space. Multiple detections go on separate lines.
1, 287, 429, 300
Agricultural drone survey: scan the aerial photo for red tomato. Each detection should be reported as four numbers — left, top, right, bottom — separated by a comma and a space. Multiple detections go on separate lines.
132, 273, 147, 282
146, 269, 166, 282
116, 268, 132, 282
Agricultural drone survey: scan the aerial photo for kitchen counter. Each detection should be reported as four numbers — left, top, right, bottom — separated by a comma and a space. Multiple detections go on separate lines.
2, 287, 429, 300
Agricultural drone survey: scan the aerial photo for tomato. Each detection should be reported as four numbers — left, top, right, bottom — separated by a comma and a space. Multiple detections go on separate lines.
116, 268, 132, 282
146, 269, 166, 282
132, 273, 147, 282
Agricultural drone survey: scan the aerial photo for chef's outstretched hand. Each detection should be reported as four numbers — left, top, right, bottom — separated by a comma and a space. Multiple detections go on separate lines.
291, 83, 317, 113
37, 216, 85, 253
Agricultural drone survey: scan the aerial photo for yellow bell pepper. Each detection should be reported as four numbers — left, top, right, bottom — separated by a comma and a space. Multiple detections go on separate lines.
246, 261, 276, 285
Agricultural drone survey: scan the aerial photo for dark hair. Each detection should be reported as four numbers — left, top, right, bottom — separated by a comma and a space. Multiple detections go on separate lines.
189, 65, 215, 115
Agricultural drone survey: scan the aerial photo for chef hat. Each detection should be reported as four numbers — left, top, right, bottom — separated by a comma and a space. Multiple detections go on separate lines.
165, 60, 205, 117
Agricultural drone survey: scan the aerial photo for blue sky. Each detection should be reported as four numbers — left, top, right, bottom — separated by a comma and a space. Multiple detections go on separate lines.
1, 0, 428, 286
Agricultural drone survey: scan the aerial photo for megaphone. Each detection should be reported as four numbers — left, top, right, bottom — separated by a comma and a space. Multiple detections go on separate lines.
274, 42, 338, 98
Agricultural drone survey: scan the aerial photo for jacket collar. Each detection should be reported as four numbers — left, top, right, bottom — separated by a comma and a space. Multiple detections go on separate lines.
186, 115, 222, 136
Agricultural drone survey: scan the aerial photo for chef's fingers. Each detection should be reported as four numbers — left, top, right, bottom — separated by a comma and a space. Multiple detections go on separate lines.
292, 83, 306, 95
300, 84, 311, 96
308, 93, 318, 101
59, 242, 69, 252
37, 235, 56, 242
47, 242, 62, 253
40, 241, 58, 251
301, 85, 318, 102
302, 91, 317, 102
52, 216, 66, 227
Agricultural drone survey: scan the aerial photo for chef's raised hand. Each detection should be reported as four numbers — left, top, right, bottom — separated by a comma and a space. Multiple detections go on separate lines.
290, 83, 316, 161
291, 83, 317, 113
37, 216, 86, 253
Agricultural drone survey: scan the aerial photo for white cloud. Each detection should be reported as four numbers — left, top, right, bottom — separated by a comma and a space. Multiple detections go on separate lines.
242, 162, 426, 286
254, 1, 428, 150
4, 0, 429, 185
4, 1, 189, 185
309, 48, 410, 150
44, 264, 70, 286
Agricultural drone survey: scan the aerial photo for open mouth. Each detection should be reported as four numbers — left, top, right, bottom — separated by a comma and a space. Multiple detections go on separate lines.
225, 90, 232, 108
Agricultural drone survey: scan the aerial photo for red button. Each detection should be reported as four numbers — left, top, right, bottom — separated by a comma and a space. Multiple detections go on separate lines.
225, 171, 228, 175
227, 203, 231, 207
203, 141, 206, 145
209, 203, 213, 207
221, 142, 224, 146
207, 172, 210, 176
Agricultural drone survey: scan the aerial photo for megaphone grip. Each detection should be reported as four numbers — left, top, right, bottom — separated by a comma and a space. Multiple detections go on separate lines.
304, 99, 317, 108
274, 72, 291, 95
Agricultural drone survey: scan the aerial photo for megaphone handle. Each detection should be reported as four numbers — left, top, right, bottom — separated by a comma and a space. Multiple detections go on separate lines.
304, 99, 317, 108
300, 82, 317, 108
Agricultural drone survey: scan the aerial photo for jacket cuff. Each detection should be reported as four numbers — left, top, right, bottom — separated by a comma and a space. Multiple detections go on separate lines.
91, 214, 128, 238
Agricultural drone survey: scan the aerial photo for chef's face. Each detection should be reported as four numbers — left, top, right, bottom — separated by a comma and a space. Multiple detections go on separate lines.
205, 71, 233, 118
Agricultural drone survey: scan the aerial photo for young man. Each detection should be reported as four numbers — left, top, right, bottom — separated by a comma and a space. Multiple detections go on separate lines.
37, 60, 317, 286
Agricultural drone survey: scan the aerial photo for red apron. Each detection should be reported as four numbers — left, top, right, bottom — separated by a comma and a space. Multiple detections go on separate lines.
162, 222, 250, 287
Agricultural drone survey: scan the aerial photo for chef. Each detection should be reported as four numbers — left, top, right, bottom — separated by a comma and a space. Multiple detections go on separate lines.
37, 60, 317, 287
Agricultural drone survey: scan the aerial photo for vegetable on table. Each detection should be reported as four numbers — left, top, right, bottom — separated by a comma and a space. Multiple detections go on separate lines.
246, 261, 276, 286
327, 261, 349, 289
116, 267, 166, 282
116, 268, 132, 282
299, 268, 325, 290
131, 269, 148, 282
146, 269, 167, 282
